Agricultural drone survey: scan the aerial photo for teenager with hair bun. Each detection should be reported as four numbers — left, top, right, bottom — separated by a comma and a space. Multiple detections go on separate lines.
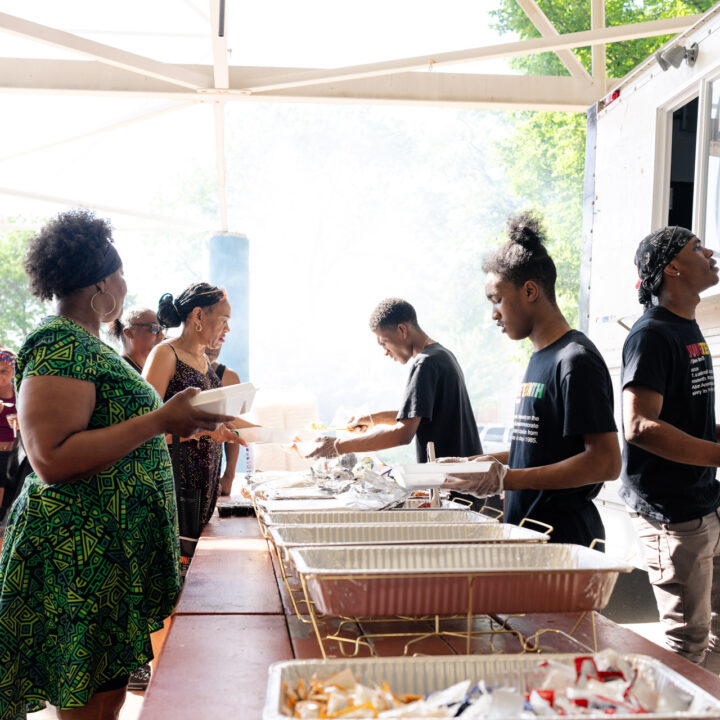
441, 211, 621, 547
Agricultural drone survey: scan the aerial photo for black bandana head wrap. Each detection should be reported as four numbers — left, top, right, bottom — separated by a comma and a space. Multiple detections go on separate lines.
64, 242, 123, 294
635, 226, 695, 309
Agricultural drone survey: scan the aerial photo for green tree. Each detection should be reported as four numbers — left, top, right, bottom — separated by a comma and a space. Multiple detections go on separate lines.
0, 226, 47, 350
490, 0, 716, 324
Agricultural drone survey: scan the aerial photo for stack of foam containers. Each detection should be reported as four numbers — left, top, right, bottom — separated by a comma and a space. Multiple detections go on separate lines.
247, 388, 318, 471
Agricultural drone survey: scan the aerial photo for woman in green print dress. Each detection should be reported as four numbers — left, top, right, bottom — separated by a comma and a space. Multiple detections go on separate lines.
0, 210, 234, 720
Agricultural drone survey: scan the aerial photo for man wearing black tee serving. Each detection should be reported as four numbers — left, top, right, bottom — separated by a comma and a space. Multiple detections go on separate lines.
442, 212, 620, 546
621, 225, 720, 672
307, 298, 482, 468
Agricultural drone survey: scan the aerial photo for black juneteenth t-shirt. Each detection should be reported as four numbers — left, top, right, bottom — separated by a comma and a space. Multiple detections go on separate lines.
397, 343, 481, 463
621, 306, 720, 523
506, 330, 617, 546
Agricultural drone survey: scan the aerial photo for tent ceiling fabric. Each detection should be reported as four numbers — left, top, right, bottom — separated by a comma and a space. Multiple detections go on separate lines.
0, 2, 709, 230
0, 7, 704, 106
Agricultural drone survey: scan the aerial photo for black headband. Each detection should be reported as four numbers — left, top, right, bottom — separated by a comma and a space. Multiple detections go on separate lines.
64, 243, 122, 294
635, 226, 695, 308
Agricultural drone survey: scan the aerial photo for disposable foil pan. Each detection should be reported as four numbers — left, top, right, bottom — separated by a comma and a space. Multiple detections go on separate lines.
289, 543, 633, 616
269, 522, 548, 551
261, 508, 495, 528
257, 498, 358, 513
263, 654, 720, 719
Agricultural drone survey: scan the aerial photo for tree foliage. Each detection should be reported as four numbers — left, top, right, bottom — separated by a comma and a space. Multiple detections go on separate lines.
489, 0, 716, 325
0, 225, 47, 350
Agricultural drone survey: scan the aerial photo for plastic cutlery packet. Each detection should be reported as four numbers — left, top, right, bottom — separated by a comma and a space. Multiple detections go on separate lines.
277, 650, 714, 718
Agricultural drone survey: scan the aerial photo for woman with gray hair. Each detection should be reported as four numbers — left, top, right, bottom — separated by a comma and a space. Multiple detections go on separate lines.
109, 309, 166, 691
110, 307, 165, 373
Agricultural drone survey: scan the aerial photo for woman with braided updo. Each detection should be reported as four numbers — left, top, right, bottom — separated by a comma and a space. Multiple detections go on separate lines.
0, 209, 234, 720
144, 283, 249, 571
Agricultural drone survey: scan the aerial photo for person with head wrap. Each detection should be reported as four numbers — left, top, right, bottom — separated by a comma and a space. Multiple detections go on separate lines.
0, 209, 235, 719
621, 225, 720, 673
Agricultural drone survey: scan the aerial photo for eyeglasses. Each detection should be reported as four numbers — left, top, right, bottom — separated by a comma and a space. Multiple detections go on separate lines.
131, 323, 163, 335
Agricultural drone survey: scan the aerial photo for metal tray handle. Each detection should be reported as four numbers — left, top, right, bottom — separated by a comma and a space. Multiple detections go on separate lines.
518, 517, 554, 536
478, 504, 503, 520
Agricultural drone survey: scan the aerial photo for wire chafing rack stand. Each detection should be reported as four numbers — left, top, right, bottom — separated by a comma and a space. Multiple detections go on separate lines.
267, 521, 613, 661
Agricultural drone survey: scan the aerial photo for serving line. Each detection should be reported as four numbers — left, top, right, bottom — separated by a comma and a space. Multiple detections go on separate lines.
139, 514, 720, 720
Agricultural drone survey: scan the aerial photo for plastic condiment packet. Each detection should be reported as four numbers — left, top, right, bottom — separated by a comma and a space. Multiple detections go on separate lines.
527, 689, 558, 716
423, 680, 471, 709
294, 699, 321, 718
657, 682, 694, 713
486, 688, 527, 718
377, 699, 452, 718
539, 666, 576, 691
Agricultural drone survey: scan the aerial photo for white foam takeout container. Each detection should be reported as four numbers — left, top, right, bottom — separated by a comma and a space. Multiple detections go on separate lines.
188, 382, 257, 416
235, 427, 296, 444
392, 461, 493, 489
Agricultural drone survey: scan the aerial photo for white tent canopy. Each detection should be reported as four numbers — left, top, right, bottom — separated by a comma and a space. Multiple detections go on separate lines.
0, 0, 707, 230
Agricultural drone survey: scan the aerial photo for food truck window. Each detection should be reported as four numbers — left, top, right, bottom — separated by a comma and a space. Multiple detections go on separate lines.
705, 82, 720, 251
668, 97, 698, 230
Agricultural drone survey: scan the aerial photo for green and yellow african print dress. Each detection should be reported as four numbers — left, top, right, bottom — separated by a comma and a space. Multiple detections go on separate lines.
0, 316, 181, 718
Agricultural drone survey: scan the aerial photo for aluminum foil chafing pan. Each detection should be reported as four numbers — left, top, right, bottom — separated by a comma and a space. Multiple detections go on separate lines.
269, 522, 548, 552
288, 543, 633, 617
261, 508, 495, 527
263, 654, 720, 720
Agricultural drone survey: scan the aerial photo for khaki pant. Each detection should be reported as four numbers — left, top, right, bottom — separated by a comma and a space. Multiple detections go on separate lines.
633, 509, 720, 673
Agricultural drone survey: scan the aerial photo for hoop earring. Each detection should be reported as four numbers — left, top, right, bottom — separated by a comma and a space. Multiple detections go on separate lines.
195, 323, 202, 333
90, 290, 117, 318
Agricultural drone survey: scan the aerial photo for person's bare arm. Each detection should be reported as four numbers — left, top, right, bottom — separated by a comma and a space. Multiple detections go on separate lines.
347, 411, 400, 432
220, 443, 241, 495
144, 344, 243, 444
625, 384, 720, 466
503, 431, 621, 490
18, 375, 233, 485
218, 366, 242, 494
473, 450, 509, 464
336, 417, 421, 453
143, 342, 176, 399
222, 367, 240, 385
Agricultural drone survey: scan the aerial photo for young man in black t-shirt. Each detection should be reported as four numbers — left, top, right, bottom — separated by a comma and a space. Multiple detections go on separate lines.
621, 226, 720, 672
307, 298, 481, 465
442, 212, 620, 546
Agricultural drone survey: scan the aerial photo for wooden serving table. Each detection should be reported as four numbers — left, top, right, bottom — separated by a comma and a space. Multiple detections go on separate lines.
139, 514, 720, 720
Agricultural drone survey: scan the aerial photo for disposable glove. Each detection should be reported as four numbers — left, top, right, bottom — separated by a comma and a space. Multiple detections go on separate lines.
305, 435, 339, 459
441, 455, 507, 497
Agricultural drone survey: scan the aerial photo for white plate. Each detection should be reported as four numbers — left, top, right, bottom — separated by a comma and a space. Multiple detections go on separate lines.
392, 461, 492, 489
235, 427, 295, 444
188, 382, 257, 416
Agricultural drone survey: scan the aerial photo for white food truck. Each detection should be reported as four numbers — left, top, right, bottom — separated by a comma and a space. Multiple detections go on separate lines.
584, 4, 720, 565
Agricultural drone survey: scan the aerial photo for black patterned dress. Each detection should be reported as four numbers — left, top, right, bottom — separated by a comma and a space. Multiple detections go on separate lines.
164, 348, 223, 529
0, 316, 181, 718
